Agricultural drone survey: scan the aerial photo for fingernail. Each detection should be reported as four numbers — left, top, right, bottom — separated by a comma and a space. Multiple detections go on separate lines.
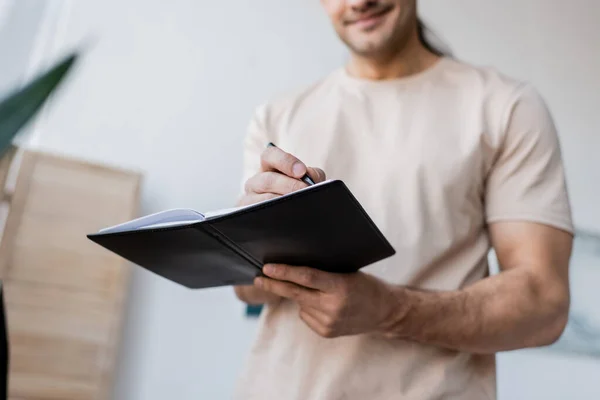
254, 277, 263, 287
292, 162, 305, 177
263, 264, 275, 275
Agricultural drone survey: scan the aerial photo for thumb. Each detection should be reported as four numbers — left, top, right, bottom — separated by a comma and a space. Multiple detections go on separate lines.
307, 167, 326, 183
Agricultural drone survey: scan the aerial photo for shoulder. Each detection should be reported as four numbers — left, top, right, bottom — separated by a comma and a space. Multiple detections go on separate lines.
441, 57, 527, 94
441, 58, 553, 139
442, 58, 536, 103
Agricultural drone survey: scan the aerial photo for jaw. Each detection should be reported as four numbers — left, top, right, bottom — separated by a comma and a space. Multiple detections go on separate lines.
337, 5, 415, 60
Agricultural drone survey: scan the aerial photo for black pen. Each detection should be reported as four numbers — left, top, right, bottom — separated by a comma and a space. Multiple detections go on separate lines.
267, 142, 315, 186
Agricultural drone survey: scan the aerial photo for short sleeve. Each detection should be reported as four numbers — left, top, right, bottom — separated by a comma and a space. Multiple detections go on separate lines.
485, 85, 574, 233
239, 105, 270, 195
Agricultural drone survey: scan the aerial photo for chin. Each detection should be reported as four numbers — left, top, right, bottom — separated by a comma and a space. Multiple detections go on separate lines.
341, 21, 399, 55
346, 36, 395, 57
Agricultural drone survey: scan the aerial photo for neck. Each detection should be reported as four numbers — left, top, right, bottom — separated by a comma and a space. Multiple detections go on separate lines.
346, 33, 440, 81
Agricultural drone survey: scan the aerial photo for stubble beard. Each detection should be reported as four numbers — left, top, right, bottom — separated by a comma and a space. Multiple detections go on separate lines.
345, 32, 407, 62
338, 10, 418, 63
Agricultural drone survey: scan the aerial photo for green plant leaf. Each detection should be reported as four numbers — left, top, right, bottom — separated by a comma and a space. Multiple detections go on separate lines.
0, 52, 79, 157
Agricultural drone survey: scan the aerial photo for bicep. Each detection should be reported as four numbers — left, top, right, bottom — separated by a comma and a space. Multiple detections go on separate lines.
482, 221, 573, 347
489, 221, 572, 293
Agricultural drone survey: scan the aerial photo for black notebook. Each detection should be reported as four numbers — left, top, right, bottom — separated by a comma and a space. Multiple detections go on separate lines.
87, 180, 395, 289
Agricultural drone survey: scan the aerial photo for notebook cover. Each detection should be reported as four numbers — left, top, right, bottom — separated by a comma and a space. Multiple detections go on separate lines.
88, 222, 261, 289
87, 180, 395, 289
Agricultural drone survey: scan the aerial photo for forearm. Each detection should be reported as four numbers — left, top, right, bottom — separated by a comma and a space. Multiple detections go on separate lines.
381, 267, 569, 353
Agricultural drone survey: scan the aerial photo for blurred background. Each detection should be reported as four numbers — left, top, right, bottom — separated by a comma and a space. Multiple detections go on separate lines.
0, 0, 598, 399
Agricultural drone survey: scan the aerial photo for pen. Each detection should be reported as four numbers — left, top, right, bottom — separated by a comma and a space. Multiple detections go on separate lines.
267, 142, 315, 186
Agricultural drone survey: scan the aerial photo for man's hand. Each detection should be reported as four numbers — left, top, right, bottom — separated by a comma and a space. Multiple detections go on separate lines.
238, 144, 326, 207
234, 145, 326, 305
255, 264, 399, 338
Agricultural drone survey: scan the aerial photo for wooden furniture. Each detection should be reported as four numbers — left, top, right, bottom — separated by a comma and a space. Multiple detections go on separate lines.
0, 149, 141, 399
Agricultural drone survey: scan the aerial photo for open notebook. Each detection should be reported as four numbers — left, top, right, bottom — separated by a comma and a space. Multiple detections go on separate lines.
88, 180, 395, 289
99, 180, 334, 234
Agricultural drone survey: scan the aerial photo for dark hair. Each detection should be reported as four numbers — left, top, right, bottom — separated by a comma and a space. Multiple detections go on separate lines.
416, 18, 448, 57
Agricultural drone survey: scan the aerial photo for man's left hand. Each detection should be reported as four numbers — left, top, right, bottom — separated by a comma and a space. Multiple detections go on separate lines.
255, 264, 403, 338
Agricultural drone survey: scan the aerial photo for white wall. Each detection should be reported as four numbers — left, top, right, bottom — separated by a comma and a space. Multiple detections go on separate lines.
0, 0, 47, 94
16, 0, 600, 399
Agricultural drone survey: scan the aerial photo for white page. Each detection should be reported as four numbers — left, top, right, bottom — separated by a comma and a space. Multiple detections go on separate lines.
99, 208, 205, 234
202, 206, 243, 219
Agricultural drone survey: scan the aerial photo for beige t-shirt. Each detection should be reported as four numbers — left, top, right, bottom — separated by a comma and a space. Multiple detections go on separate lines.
233, 57, 573, 400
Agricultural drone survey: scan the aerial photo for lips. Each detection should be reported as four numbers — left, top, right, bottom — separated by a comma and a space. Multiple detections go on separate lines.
346, 5, 394, 28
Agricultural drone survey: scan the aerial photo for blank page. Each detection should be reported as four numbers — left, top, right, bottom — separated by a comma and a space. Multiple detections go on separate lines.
99, 209, 205, 234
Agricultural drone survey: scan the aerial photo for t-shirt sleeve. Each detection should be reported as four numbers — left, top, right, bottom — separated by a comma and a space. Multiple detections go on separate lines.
484, 84, 574, 233
239, 105, 270, 195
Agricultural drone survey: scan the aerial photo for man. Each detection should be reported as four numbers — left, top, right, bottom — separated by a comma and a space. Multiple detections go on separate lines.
233, 0, 574, 399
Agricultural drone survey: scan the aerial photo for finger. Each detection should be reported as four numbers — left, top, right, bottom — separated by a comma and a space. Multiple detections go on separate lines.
233, 285, 280, 305
237, 192, 279, 207
306, 167, 326, 183
254, 277, 319, 305
300, 305, 332, 326
299, 309, 335, 338
260, 146, 307, 178
244, 171, 308, 195
263, 264, 336, 291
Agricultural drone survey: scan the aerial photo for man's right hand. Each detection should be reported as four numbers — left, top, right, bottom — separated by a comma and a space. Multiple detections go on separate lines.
238, 144, 326, 206
234, 144, 326, 305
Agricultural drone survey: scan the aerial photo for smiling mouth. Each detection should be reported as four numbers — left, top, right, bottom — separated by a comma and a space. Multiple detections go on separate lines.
346, 5, 394, 27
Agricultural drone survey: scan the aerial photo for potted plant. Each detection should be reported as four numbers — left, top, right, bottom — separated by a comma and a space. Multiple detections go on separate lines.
0, 51, 79, 400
